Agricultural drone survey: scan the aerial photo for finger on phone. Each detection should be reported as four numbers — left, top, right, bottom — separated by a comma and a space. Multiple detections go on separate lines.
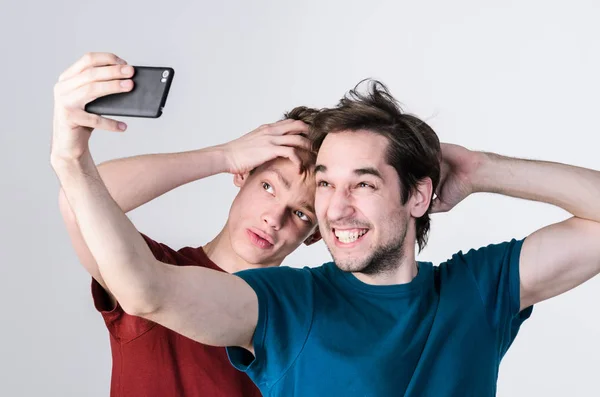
69, 109, 127, 132
59, 65, 134, 93
72, 79, 134, 106
59, 52, 126, 82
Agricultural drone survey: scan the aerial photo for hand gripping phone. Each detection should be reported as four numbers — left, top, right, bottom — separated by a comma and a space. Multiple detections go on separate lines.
85, 66, 175, 118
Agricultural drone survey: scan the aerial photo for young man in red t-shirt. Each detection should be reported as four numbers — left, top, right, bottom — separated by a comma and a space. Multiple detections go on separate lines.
57, 52, 321, 397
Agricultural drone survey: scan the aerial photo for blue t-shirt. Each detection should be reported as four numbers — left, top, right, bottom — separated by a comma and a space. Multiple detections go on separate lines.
227, 239, 533, 396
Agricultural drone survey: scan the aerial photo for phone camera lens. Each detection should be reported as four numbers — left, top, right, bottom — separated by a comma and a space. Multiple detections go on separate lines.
162, 70, 170, 78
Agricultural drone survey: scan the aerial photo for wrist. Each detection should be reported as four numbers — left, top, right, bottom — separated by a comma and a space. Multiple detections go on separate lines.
51, 152, 102, 192
194, 144, 231, 175
470, 151, 500, 193
51, 152, 88, 177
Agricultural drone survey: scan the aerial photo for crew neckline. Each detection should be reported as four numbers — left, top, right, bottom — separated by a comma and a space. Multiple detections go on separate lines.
327, 260, 433, 296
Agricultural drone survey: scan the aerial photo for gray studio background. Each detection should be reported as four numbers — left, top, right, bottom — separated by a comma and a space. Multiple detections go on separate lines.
2, 0, 599, 396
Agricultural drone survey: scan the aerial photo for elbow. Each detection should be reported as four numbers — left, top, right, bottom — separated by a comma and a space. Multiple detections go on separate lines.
121, 299, 160, 318
119, 288, 162, 317
118, 263, 166, 318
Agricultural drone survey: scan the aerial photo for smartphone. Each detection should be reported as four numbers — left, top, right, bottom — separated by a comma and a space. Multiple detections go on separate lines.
85, 66, 175, 118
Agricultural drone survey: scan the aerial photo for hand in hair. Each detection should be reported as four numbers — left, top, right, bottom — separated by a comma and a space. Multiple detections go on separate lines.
431, 143, 481, 213
222, 119, 312, 175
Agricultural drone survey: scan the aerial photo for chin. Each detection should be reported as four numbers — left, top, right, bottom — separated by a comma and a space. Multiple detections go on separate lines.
240, 245, 283, 267
231, 244, 261, 265
332, 256, 370, 273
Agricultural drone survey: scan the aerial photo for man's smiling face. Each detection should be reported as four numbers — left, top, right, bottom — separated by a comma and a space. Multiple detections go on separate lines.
314, 130, 412, 274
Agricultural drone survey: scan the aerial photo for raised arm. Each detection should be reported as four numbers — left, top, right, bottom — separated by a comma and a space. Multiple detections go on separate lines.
51, 52, 311, 349
432, 143, 600, 311
56, 52, 312, 304
58, 146, 231, 300
54, 150, 259, 347
469, 152, 600, 311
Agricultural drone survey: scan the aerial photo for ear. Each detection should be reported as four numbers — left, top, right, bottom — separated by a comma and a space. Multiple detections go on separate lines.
303, 227, 322, 246
233, 172, 250, 188
410, 177, 433, 218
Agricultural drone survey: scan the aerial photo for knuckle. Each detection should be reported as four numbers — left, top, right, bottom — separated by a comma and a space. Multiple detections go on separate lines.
293, 120, 307, 128
89, 114, 102, 127
112, 64, 123, 76
292, 136, 306, 145
83, 82, 96, 96
83, 52, 94, 63
107, 53, 119, 63
83, 67, 96, 81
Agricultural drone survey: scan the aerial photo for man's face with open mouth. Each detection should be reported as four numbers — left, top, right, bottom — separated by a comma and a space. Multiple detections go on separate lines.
314, 130, 411, 274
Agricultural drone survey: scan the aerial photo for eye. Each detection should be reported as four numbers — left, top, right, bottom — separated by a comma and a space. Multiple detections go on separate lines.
294, 210, 311, 223
317, 180, 330, 188
357, 182, 374, 189
262, 182, 274, 194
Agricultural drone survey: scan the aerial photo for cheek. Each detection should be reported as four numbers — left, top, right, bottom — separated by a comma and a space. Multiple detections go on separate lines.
355, 194, 403, 229
281, 222, 311, 246
234, 189, 266, 218
314, 191, 329, 219
353, 196, 380, 219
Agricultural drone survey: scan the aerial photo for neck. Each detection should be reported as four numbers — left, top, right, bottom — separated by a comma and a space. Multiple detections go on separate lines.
203, 222, 280, 274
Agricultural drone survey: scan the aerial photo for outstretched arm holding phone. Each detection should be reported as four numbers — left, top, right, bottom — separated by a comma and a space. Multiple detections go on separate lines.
60, 94, 311, 307
52, 52, 309, 351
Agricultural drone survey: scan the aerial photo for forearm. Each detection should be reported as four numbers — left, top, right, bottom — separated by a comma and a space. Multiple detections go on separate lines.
97, 145, 229, 213
473, 152, 600, 222
53, 153, 163, 313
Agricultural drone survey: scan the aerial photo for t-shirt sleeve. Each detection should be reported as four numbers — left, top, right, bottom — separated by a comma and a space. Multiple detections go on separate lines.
456, 238, 533, 356
90, 233, 177, 343
226, 266, 315, 389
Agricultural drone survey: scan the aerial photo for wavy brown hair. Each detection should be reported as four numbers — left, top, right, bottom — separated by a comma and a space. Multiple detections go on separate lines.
310, 79, 441, 251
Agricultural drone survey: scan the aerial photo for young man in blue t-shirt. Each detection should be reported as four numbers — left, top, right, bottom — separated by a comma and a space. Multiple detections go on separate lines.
52, 71, 600, 395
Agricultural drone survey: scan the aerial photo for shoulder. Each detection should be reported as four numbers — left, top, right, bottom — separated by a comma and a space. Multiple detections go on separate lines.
233, 264, 331, 298
141, 233, 216, 269
235, 265, 315, 284
441, 238, 524, 269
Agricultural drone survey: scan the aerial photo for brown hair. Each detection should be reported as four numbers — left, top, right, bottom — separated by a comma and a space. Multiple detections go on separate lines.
310, 79, 441, 251
249, 107, 321, 177
284, 106, 320, 126
283, 106, 320, 175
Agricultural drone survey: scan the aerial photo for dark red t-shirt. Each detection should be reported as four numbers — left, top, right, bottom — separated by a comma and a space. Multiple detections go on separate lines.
91, 234, 261, 397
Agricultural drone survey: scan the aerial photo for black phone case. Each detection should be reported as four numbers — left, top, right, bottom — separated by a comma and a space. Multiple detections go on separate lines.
85, 66, 175, 118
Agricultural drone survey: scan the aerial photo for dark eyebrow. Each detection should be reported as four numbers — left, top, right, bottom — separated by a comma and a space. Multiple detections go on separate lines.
267, 168, 315, 217
354, 167, 383, 180
314, 164, 326, 174
315, 164, 383, 180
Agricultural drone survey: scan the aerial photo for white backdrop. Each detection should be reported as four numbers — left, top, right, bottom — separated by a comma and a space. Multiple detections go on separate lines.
2, 0, 599, 395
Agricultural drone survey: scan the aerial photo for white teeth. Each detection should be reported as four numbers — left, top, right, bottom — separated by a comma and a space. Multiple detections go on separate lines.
334, 229, 367, 243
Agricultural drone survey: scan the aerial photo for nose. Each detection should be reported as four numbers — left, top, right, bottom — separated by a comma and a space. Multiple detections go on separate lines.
261, 204, 286, 231
326, 188, 354, 222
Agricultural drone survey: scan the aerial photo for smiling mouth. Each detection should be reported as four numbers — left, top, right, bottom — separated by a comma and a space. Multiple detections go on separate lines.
333, 228, 369, 244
